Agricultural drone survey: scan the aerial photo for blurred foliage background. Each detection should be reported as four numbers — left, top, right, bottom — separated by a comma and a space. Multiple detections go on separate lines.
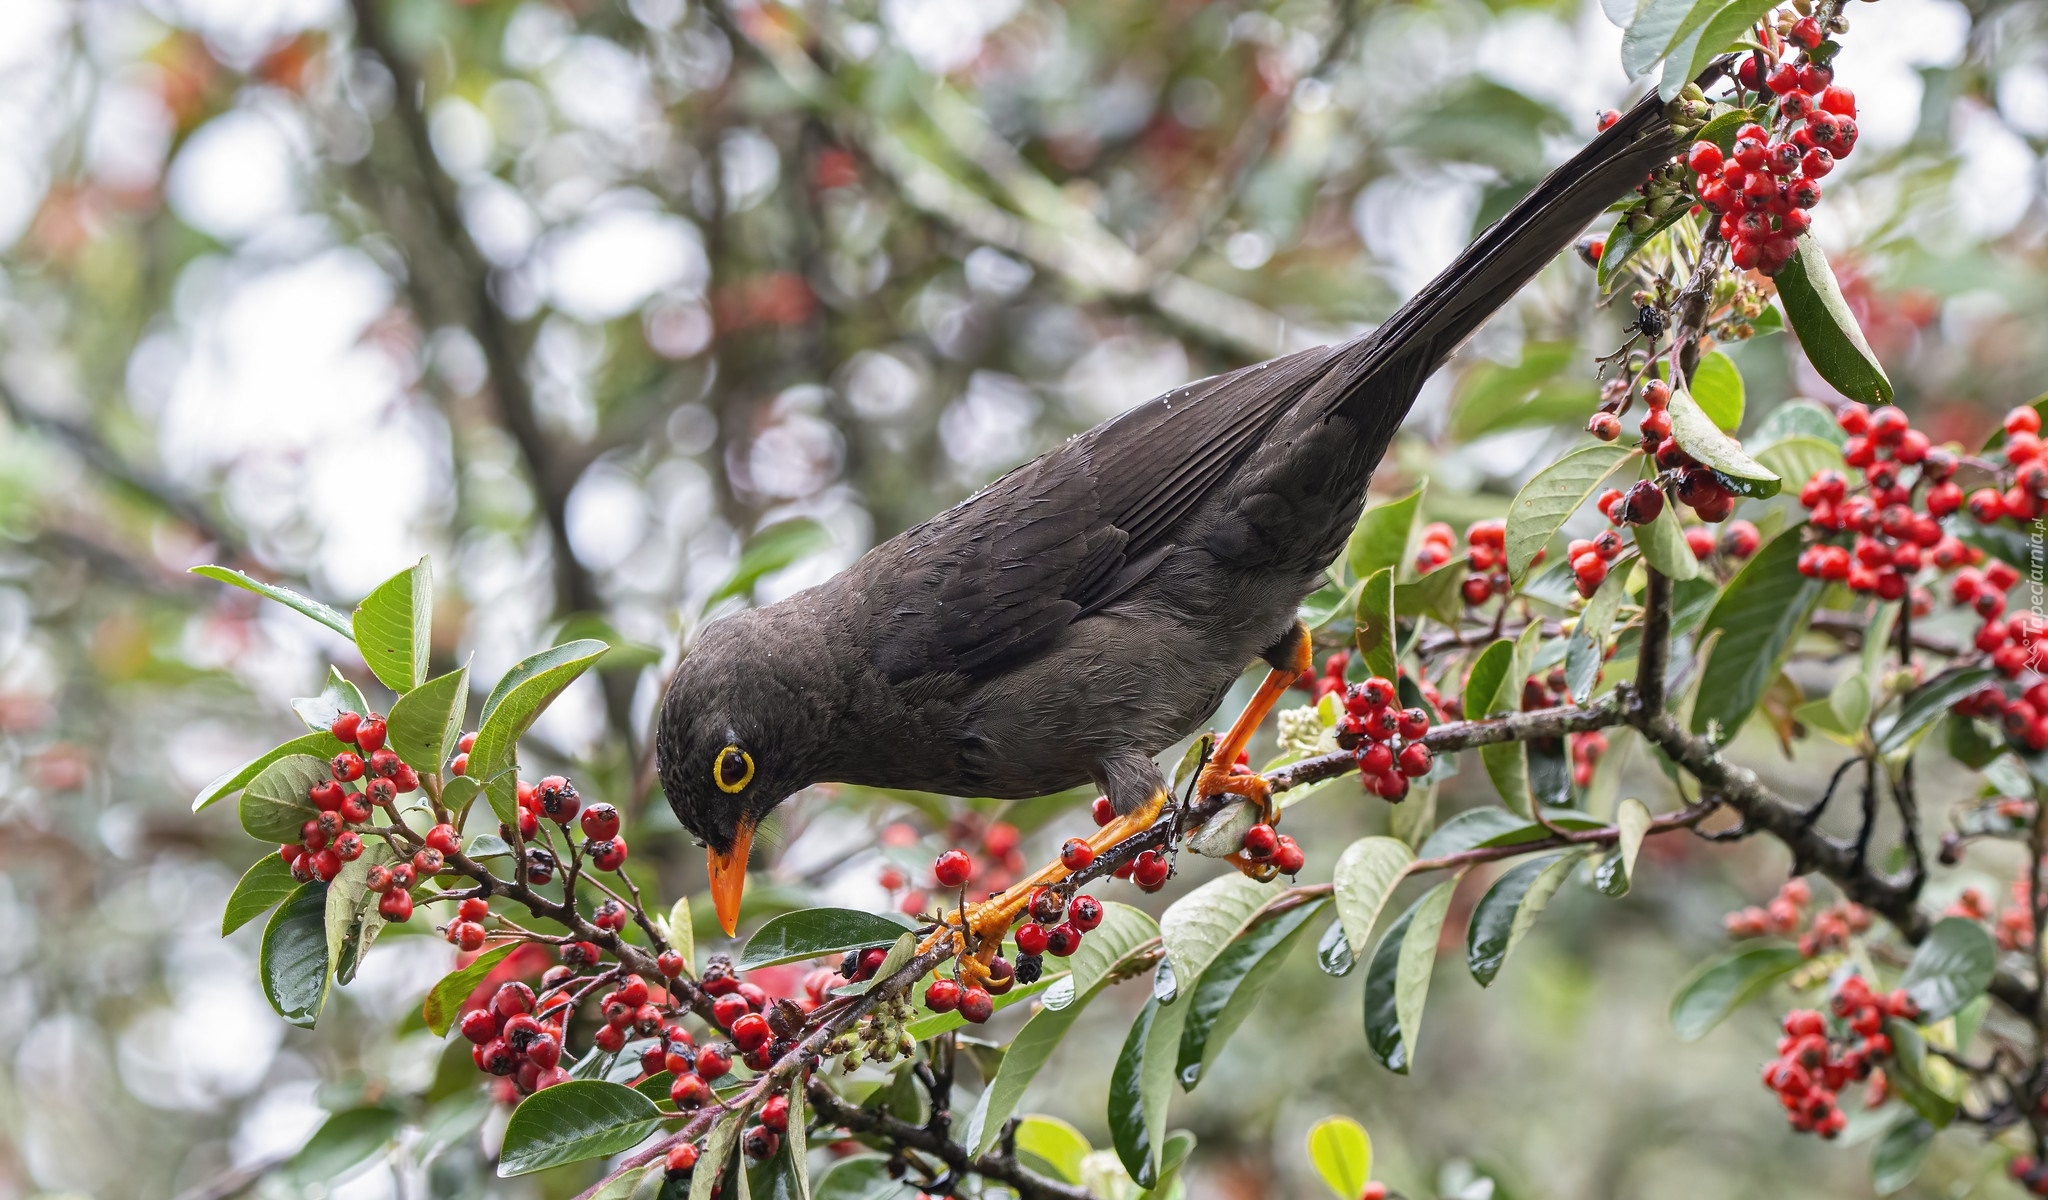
1, 0, 2047, 1196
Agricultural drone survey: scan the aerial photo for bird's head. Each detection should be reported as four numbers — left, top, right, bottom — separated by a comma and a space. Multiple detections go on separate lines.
656, 605, 833, 936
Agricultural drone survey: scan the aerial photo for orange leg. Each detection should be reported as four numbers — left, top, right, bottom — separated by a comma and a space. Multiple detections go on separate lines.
919, 788, 1169, 969
1194, 621, 1315, 824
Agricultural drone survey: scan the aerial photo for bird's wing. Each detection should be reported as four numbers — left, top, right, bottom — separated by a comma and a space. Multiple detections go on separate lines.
860, 343, 1335, 683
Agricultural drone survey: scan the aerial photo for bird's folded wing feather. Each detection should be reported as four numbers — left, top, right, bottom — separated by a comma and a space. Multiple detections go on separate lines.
859, 343, 1335, 684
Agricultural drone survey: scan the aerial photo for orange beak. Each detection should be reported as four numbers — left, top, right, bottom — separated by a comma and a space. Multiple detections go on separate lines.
707, 820, 755, 938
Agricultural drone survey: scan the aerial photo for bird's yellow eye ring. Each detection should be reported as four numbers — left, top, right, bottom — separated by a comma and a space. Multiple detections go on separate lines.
714, 745, 754, 793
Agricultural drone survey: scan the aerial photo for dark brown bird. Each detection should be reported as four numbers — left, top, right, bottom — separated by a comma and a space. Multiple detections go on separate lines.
660, 96, 1677, 936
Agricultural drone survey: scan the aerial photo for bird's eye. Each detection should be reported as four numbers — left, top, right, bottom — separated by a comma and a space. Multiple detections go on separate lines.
714, 745, 755, 793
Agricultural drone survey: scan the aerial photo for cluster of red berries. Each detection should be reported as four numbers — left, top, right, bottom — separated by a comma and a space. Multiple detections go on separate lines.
922, 888, 1105, 1022
459, 978, 575, 1097
1722, 878, 1874, 958
1238, 821, 1306, 875
1296, 649, 1352, 702
1686, 23, 1859, 276
878, 816, 1028, 915
1411, 519, 1521, 608
277, 710, 427, 903
1083, 794, 1182, 891
1763, 976, 1911, 1139
1333, 675, 1433, 801
496, 772, 630, 874
1794, 402, 1977, 601
1568, 729, 1608, 788
1943, 880, 2035, 953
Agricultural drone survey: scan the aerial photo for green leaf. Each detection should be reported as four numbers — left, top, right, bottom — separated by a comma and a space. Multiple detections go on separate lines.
1692, 105, 1756, 154
424, 942, 520, 1035
692, 1112, 744, 1200
1777, 234, 1893, 404
1947, 714, 2004, 769
664, 896, 696, 977
1754, 398, 1848, 447
1668, 942, 1803, 1041
387, 665, 469, 775
1353, 567, 1398, 683
1567, 557, 1632, 702
1505, 444, 1638, 578
326, 839, 394, 986
289, 1105, 403, 1183
1598, 205, 1688, 291
499, 1081, 664, 1176
835, 931, 917, 996
353, 557, 433, 694
1013, 1117, 1091, 1184
261, 882, 332, 1028
1159, 873, 1280, 1001
1316, 918, 1356, 977
709, 518, 831, 609
969, 903, 1158, 1155
1362, 880, 1455, 1073
1466, 852, 1580, 985
738, 908, 914, 971
781, 1080, 812, 1200
1448, 343, 1594, 440
1634, 485, 1702, 580
1395, 565, 1466, 626
1899, 918, 1996, 1023
1883, 1018, 1958, 1127
223, 853, 298, 936
1870, 1117, 1934, 1195
1755, 436, 1846, 491
469, 639, 608, 824
1620, 0, 1710, 76
1667, 388, 1780, 497
1688, 352, 1745, 432
1415, 806, 1600, 859
195, 732, 345, 814
1299, 581, 1353, 630
1348, 485, 1425, 582
239, 754, 330, 844
1176, 899, 1326, 1089
190, 565, 353, 639
1876, 667, 1996, 756
812, 1157, 913, 1200
1675, 0, 1780, 91
1691, 525, 1824, 742
1306, 1117, 1372, 1200
1333, 837, 1416, 957
292, 667, 371, 734
1617, 798, 1652, 882
1107, 996, 1189, 1187
1478, 622, 1544, 815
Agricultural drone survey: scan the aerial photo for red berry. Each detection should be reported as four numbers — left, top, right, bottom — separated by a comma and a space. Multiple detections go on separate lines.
696, 1045, 731, 1079
761, 1094, 790, 1133
331, 711, 362, 744
1015, 922, 1050, 955
1068, 894, 1103, 931
1271, 837, 1305, 875
1091, 796, 1115, 826
1686, 140, 1723, 176
536, 775, 580, 823
378, 889, 414, 922
579, 803, 620, 842
333, 831, 364, 862
1790, 16, 1822, 47
670, 1074, 711, 1110
925, 978, 962, 1012
731, 1013, 771, 1052
330, 752, 365, 782
1060, 838, 1095, 871
426, 823, 460, 856
449, 753, 469, 776
339, 793, 373, 824
453, 921, 487, 951
588, 837, 628, 871
355, 717, 387, 754
457, 730, 478, 753
460, 1007, 500, 1044
1397, 742, 1433, 777
1587, 412, 1620, 441
934, 849, 974, 888
1241, 823, 1279, 859
742, 1126, 779, 1161
1044, 923, 1082, 957
959, 986, 994, 1024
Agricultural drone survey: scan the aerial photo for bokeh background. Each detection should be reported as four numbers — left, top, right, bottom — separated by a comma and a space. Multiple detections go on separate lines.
1, 0, 2046, 1196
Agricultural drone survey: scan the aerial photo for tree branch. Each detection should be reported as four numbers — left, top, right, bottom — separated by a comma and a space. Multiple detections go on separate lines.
805, 1080, 1096, 1200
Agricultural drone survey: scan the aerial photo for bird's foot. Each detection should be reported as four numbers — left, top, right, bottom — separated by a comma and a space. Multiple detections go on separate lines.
916, 790, 1168, 959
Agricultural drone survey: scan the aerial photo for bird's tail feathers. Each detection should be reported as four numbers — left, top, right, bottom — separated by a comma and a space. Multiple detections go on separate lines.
1309, 90, 1680, 436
